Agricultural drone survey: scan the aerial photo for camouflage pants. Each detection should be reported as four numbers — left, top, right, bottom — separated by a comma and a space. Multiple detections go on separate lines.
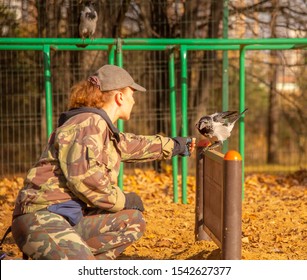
11, 209, 145, 260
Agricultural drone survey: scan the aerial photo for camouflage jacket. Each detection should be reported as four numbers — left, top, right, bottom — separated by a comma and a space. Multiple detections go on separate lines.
13, 108, 174, 217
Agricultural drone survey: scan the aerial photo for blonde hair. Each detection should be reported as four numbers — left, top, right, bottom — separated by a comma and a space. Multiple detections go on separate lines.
68, 81, 115, 109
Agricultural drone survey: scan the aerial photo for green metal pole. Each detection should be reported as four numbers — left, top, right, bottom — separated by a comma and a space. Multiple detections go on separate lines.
108, 45, 115, 64
239, 47, 246, 198
180, 46, 188, 204
116, 39, 124, 190
1, 37, 307, 47
222, 0, 229, 154
168, 49, 179, 203
2, 37, 307, 51
43, 45, 53, 138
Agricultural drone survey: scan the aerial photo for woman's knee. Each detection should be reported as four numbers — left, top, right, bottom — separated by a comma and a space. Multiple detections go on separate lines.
125, 210, 146, 242
125, 209, 146, 232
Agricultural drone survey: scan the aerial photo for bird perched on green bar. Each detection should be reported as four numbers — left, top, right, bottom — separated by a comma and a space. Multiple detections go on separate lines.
79, 0, 98, 41
195, 108, 248, 151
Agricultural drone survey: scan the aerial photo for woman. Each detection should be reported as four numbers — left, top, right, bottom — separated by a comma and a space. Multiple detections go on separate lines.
11, 64, 196, 260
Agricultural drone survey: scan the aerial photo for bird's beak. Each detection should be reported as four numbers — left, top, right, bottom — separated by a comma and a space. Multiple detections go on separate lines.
199, 122, 208, 130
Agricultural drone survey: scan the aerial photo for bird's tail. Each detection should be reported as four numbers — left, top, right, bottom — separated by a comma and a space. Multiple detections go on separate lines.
240, 108, 248, 115
229, 108, 248, 124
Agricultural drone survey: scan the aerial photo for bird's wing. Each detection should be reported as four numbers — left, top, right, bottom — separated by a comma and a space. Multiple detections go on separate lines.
227, 108, 248, 124
212, 122, 232, 142
212, 111, 238, 123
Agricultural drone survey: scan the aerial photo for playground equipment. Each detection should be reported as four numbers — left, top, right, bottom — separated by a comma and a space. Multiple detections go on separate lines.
1, 37, 307, 203
195, 140, 242, 260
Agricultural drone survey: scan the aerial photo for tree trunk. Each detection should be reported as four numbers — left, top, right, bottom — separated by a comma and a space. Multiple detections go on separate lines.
267, 50, 280, 164
194, 0, 223, 123
267, 1, 280, 164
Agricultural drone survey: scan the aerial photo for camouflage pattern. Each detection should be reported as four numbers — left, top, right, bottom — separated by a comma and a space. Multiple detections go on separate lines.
13, 112, 174, 217
12, 111, 173, 259
12, 209, 145, 260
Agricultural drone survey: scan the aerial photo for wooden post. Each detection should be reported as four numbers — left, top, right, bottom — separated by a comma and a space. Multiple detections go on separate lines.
195, 139, 211, 241
195, 146, 242, 259
222, 151, 242, 260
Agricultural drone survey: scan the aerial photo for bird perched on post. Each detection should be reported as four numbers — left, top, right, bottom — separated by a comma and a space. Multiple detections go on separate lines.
78, 0, 98, 41
195, 109, 248, 151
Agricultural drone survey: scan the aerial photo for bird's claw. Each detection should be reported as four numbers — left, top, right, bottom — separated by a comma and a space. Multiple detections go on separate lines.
201, 141, 222, 154
200, 145, 210, 155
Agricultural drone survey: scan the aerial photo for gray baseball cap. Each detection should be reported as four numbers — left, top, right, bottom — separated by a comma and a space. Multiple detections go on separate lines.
87, 64, 146, 92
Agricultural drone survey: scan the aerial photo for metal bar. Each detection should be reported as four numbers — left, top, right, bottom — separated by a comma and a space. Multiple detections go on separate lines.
122, 46, 169, 51
186, 44, 297, 51
222, 0, 229, 154
108, 45, 115, 65
168, 49, 179, 203
0, 38, 116, 45
1, 43, 305, 52
1, 37, 307, 46
180, 46, 188, 204
51, 45, 109, 51
0, 44, 240, 52
43, 45, 53, 138
0, 45, 43, 50
245, 44, 296, 50
239, 48, 246, 198
116, 39, 124, 190
186, 45, 239, 51
222, 151, 242, 260
54, 45, 168, 51
119, 38, 307, 46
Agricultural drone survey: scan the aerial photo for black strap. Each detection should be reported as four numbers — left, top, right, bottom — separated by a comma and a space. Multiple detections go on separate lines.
58, 107, 120, 142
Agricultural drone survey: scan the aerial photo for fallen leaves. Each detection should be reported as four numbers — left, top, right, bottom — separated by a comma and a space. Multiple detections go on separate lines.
242, 170, 307, 260
0, 168, 306, 260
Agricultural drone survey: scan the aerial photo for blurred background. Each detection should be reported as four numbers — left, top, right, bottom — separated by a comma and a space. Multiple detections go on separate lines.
0, 0, 307, 176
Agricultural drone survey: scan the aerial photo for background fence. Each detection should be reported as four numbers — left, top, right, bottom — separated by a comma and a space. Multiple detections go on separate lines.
1, 0, 307, 179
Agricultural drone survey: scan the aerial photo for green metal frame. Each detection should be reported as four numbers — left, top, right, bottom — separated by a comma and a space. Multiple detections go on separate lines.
1, 38, 307, 202
222, 0, 229, 154
168, 48, 179, 203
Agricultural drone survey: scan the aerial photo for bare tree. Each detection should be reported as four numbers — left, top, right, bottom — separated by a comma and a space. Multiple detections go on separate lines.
230, 0, 307, 164
267, 0, 280, 163
184, 0, 224, 126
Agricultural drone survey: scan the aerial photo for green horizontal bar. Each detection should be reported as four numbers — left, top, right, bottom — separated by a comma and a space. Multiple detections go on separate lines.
128, 38, 307, 46
0, 45, 43, 50
1, 38, 307, 47
187, 44, 302, 51
2, 44, 304, 52
0, 45, 168, 51
0, 38, 115, 45
293, 44, 307, 49
245, 44, 296, 50
186, 45, 239, 51
122, 45, 169, 51
187, 44, 304, 51
51, 45, 109, 51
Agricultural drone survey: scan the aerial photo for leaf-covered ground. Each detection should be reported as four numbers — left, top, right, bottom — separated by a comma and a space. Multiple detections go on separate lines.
0, 169, 306, 260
